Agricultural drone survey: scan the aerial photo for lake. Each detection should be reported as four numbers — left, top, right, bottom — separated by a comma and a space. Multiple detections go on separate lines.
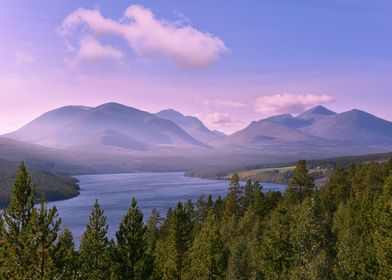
48, 172, 286, 246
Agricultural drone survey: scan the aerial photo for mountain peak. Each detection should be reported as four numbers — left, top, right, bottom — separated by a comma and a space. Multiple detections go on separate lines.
156, 109, 185, 120
267, 114, 294, 121
95, 102, 130, 111
297, 105, 336, 119
155, 109, 223, 142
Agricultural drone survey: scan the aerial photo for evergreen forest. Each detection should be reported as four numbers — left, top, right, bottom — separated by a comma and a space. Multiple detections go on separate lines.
1, 160, 392, 279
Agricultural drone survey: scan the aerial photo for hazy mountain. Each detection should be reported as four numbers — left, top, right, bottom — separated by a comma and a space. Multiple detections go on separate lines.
155, 109, 223, 142
77, 129, 149, 151
2, 103, 392, 173
265, 114, 312, 129
212, 130, 226, 137
213, 106, 392, 155
5, 103, 208, 151
213, 117, 326, 154
301, 109, 392, 143
297, 105, 337, 120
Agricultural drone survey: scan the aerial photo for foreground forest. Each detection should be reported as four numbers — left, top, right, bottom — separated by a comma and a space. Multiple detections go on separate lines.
1, 160, 392, 279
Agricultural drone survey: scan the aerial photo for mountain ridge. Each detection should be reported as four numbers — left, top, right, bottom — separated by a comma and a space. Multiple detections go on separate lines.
5, 102, 209, 151
2, 103, 392, 161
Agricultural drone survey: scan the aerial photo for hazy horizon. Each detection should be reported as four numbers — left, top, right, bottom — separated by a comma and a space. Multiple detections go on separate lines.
1, 1, 392, 134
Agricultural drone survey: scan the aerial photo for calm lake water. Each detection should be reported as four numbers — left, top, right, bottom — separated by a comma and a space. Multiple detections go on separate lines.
48, 172, 286, 246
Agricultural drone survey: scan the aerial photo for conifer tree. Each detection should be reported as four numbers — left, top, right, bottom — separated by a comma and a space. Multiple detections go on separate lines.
260, 203, 294, 279
289, 160, 314, 203
251, 184, 267, 217
115, 197, 153, 280
237, 208, 263, 279
333, 194, 378, 279
0, 215, 5, 275
54, 227, 78, 279
290, 196, 331, 279
195, 195, 208, 226
147, 208, 162, 252
31, 193, 62, 279
188, 212, 226, 280
242, 179, 254, 211
79, 199, 111, 280
214, 196, 224, 220
373, 173, 392, 279
227, 237, 252, 280
163, 201, 193, 280
224, 173, 243, 219
2, 162, 35, 232
206, 194, 214, 210
0, 162, 37, 278
160, 207, 173, 238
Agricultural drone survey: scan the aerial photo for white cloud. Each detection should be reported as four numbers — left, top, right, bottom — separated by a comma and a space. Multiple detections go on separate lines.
254, 93, 334, 115
202, 112, 241, 129
14, 50, 36, 65
203, 99, 246, 108
58, 5, 228, 68
76, 36, 124, 63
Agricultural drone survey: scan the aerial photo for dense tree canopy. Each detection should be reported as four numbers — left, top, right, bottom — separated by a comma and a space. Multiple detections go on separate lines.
1, 160, 392, 279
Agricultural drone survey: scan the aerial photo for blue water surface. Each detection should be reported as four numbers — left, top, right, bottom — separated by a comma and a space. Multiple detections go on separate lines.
48, 172, 286, 246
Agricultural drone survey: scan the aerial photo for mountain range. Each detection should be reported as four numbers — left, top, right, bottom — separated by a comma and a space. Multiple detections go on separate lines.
1, 103, 392, 173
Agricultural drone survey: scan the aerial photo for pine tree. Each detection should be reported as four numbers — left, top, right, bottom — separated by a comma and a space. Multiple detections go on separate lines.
115, 197, 153, 280
4, 162, 36, 230
0, 215, 5, 275
224, 174, 243, 219
31, 193, 62, 279
242, 179, 254, 211
260, 204, 294, 279
333, 193, 378, 279
163, 201, 194, 280
289, 160, 314, 203
289, 196, 331, 279
188, 212, 226, 280
206, 194, 214, 210
147, 208, 163, 252
79, 199, 111, 280
0, 162, 37, 278
251, 183, 268, 217
195, 195, 208, 226
54, 227, 78, 279
227, 237, 252, 280
373, 173, 392, 279
214, 196, 224, 221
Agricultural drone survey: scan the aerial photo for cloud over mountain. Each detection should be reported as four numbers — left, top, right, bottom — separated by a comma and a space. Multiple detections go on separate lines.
254, 93, 334, 115
203, 99, 246, 108
202, 112, 241, 130
59, 5, 228, 68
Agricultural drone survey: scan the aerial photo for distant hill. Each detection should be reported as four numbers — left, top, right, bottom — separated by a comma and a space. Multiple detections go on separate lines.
0, 158, 79, 207
213, 105, 392, 155
155, 109, 223, 143
297, 105, 337, 120
301, 109, 392, 143
1, 103, 392, 175
5, 103, 208, 151
185, 151, 392, 184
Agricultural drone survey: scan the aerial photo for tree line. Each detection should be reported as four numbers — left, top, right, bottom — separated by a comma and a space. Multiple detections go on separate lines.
1, 160, 392, 279
0, 159, 79, 208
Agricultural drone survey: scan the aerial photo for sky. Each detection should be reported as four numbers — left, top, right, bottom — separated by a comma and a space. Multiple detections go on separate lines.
0, 0, 392, 134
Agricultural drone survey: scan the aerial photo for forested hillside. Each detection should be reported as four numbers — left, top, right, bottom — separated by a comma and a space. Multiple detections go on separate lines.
1, 160, 392, 279
0, 159, 79, 207
186, 151, 392, 185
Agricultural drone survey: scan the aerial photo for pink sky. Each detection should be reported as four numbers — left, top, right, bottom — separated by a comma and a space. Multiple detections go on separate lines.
1, 2, 392, 134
